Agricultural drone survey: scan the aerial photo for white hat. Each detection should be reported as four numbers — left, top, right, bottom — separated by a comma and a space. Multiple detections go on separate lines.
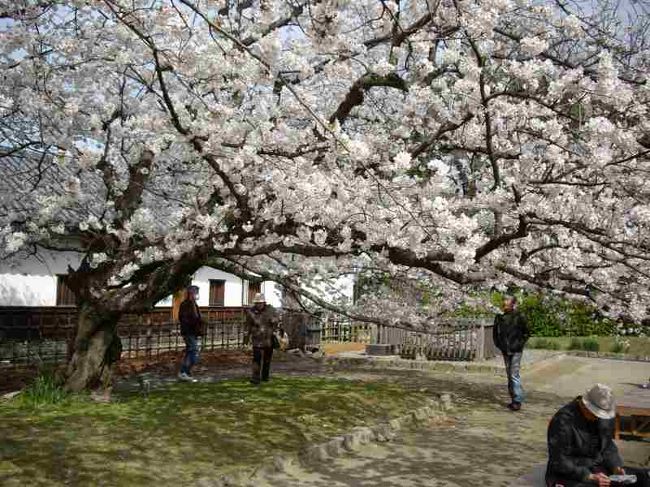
252, 293, 266, 304
581, 383, 616, 420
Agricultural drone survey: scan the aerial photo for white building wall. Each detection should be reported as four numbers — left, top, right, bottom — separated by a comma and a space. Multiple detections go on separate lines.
261, 281, 282, 308
0, 252, 283, 308
0, 250, 83, 306
191, 267, 244, 307
187, 267, 282, 308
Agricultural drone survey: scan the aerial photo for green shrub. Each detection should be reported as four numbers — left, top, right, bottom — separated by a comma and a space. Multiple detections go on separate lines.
568, 338, 583, 350
528, 338, 560, 350
19, 373, 68, 407
490, 291, 617, 338
582, 338, 600, 352
610, 342, 625, 353
610, 337, 630, 354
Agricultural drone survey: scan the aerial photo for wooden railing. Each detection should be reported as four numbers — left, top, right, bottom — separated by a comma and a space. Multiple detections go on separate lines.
0, 307, 498, 371
321, 317, 498, 361
395, 320, 497, 361
0, 306, 246, 368
321, 320, 373, 343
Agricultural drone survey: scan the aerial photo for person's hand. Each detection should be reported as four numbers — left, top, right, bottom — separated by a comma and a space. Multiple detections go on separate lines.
612, 467, 625, 475
588, 472, 611, 487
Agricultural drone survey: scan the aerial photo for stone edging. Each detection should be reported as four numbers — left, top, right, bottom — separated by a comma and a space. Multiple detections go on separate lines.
205, 394, 453, 487
561, 350, 650, 362
322, 354, 506, 374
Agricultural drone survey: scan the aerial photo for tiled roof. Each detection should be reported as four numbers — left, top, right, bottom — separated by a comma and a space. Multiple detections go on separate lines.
0, 149, 105, 225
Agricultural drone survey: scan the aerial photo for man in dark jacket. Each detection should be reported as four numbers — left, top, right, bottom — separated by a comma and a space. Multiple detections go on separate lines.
178, 285, 203, 382
547, 383, 649, 487
244, 293, 279, 385
493, 295, 529, 410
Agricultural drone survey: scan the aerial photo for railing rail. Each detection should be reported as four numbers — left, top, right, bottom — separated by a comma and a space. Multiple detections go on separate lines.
0, 307, 497, 371
0, 306, 246, 369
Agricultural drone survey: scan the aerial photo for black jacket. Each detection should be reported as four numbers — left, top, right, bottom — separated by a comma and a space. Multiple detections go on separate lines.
179, 299, 203, 336
546, 398, 623, 483
245, 305, 279, 348
493, 310, 529, 354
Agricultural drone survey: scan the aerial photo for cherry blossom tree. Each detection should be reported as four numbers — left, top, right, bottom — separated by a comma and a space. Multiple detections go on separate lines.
0, 0, 648, 390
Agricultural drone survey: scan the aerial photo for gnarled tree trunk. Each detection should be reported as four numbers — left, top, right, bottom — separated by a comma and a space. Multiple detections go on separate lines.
64, 305, 120, 392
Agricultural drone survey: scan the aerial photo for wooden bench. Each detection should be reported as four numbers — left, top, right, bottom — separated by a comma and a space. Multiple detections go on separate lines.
615, 388, 650, 440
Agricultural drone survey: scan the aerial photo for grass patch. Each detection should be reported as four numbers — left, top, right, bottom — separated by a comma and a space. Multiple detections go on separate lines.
581, 338, 600, 352
528, 338, 561, 350
528, 336, 650, 355
610, 340, 629, 354
568, 337, 583, 350
17, 373, 67, 407
0, 375, 428, 486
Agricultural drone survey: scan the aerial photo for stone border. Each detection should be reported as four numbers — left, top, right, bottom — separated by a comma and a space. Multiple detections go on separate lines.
320, 349, 649, 377
561, 350, 650, 362
322, 354, 507, 374
205, 394, 453, 487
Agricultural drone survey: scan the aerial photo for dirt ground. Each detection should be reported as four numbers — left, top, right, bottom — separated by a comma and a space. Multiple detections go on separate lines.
259, 355, 650, 487
322, 342, 367, 355
4, 350, 648, 486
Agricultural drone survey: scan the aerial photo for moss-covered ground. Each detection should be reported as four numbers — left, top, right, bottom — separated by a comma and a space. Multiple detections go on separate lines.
0, 375, 427, 486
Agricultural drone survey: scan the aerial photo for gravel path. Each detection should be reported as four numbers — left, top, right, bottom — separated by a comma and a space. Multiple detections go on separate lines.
256, 356, 650, 487
113, 351, 649, 486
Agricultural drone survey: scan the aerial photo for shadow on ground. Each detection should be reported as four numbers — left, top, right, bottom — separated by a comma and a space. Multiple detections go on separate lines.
260, 359, 650, 487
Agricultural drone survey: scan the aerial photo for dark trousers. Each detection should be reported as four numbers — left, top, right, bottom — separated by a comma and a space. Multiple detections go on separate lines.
548, 467, 650, 487
252, 346, 273, 384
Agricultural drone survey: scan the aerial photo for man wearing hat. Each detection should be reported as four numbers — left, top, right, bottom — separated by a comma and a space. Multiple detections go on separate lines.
178, 285, 203, 382
244, 293, 280, 385
546, 383, 650, 487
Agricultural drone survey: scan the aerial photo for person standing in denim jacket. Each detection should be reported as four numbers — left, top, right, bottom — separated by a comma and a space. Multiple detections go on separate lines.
178, 285, 203, 382
493, 295, 529, 411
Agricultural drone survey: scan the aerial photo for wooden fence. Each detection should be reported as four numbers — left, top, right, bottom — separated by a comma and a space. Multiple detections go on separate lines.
0, 308, 497, 371
321, 320, 373, 343
373, 319, 498, 361
0, 307, 246, 368
317, 317, 497, 361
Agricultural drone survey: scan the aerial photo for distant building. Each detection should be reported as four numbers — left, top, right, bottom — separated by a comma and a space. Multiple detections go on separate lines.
0, 248, 281, 309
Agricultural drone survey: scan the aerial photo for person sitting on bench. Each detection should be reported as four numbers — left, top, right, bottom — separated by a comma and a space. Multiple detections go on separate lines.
546, 383, 649, 487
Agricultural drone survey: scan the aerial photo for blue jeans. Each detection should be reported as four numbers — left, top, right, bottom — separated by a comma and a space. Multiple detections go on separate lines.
503, 352, 524, 403
181, 335, 200, 375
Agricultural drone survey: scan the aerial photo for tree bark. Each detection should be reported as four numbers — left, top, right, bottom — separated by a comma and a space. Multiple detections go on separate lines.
64, 305, 120, 392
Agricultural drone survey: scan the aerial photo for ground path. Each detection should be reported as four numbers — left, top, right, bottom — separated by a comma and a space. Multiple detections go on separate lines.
257, 354, 650, 487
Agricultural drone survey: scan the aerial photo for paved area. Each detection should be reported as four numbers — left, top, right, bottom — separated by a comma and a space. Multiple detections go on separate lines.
258, 355, 650, 487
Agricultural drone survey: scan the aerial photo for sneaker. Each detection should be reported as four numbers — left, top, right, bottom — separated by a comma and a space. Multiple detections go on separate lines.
178, 372, 197, 382
507, 402, 522, 411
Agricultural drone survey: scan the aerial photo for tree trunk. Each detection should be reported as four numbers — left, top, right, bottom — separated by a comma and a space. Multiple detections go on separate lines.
64, 305, 120, 392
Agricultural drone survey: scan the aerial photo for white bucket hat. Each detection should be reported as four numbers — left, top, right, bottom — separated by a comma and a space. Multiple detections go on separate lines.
252, 293, 266, 304
581, 383, 616, 420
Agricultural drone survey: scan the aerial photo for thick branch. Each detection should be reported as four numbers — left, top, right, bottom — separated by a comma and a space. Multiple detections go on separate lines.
329, 73, 408, 124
